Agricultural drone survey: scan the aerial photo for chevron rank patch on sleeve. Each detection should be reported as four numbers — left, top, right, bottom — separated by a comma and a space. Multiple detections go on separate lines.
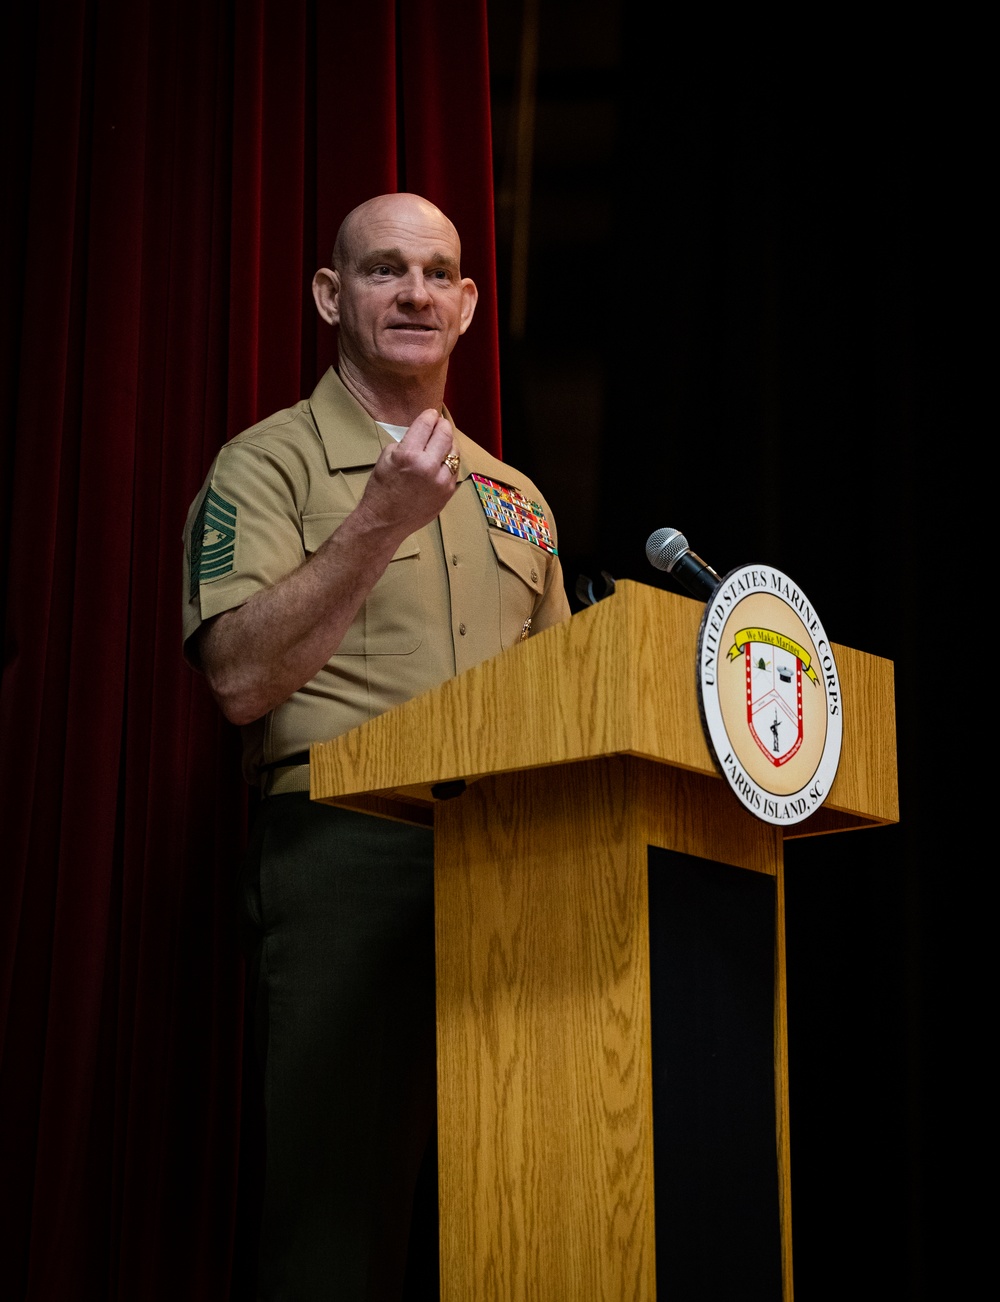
189, 486, 238, 597
470, 474, 558, 554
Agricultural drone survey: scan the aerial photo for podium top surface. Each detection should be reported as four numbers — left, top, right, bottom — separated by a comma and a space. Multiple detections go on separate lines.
310, 580, 898, 837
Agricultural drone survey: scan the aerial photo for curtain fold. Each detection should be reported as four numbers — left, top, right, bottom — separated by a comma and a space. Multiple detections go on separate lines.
0, 2, 499, 1297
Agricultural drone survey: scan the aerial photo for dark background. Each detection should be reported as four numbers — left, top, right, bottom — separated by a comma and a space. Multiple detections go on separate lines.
486, 4, 955, 1297
1, 0, 966, 1296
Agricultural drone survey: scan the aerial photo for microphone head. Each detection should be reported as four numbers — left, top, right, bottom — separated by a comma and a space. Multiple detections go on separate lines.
646, 527, 689, 573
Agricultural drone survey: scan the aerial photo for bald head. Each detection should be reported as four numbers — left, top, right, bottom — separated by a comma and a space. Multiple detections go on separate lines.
312, 192, 478, 417
332, 193, 463, 273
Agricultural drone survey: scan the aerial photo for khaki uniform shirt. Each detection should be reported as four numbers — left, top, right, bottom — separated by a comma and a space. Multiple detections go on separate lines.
182, 368, 571, 787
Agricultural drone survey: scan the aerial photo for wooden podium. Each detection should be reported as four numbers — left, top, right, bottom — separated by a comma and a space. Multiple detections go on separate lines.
310, 580, 898, 1301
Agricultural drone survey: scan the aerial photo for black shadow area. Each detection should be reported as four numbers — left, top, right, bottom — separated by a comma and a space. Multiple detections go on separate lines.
648, 847, 781, 1301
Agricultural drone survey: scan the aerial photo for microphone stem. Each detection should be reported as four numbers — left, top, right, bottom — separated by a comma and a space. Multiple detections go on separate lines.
672, 551, 721, 601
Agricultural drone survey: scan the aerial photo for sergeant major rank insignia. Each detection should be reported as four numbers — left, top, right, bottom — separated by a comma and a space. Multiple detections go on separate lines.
697, 564, 843, 827
471, 474, 557, 554
190, 486, 238, 597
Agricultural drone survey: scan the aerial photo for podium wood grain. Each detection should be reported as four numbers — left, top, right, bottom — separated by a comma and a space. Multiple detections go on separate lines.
310, 580, 898, 835
434, 758, 786, 1301
309, 580, 898, 1301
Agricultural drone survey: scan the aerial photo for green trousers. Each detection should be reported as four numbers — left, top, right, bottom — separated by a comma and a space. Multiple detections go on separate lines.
239, 794, 438, 1301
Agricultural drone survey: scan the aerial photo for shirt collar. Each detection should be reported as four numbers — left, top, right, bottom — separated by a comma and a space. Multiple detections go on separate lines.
309, 366, 482, 483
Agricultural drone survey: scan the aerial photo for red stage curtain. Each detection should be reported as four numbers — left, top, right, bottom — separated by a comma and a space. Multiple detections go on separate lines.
0, 2, 499, 1297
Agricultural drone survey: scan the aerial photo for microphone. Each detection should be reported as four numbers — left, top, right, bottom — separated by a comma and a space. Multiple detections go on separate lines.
645, 527, 722, 601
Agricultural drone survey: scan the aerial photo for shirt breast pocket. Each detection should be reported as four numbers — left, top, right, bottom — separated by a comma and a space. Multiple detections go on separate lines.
302, 513, 423, 656
487, 529, 547, 649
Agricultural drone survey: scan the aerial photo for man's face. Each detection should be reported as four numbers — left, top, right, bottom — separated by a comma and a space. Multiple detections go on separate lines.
329, 195, 478, 381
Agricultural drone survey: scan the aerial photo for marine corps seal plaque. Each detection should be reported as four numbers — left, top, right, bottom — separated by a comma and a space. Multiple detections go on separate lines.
697, 564, 843, 826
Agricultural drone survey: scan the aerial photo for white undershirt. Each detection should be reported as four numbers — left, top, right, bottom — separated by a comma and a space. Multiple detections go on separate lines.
376, 422, 408, 442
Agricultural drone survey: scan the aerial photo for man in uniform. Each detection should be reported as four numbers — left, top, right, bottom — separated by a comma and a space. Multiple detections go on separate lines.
182, 192, 570, 1299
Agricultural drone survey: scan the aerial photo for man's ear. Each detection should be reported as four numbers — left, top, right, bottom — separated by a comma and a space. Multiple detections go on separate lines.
312, 268, 340, 325
458, 277, 478, 335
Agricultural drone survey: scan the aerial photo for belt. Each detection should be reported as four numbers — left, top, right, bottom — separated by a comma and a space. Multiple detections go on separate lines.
259, 752, 311, 797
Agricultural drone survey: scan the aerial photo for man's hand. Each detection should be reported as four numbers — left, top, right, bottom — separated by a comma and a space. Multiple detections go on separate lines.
354, 409, 460, 540
197, 410, 460, 725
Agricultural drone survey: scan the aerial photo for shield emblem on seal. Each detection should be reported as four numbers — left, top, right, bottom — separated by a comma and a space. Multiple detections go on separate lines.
745, 641, 803, 766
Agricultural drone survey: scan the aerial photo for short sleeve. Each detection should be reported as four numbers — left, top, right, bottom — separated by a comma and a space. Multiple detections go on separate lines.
181, 439, 310, 660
